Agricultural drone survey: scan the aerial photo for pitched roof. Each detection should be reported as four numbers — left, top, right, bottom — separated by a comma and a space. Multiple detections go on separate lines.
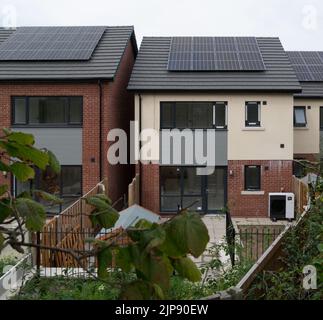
294, 82, 323, 98
0, 26, 137, 80
286, 51, 323, 98
128, 37, 301, 92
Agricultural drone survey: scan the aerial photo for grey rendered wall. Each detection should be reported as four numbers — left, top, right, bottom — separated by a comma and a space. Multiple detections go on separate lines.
12, 128, 82, 165
160, 130, 227, 166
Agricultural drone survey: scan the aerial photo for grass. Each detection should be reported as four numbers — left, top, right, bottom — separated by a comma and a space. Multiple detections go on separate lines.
13, 260, 252, 300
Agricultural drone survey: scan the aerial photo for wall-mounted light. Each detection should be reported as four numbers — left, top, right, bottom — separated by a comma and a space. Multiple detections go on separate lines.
2, 171, 8, 178
229, 170, 234, 176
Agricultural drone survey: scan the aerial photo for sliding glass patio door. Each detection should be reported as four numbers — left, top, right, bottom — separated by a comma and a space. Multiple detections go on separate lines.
160, 166, 227, 214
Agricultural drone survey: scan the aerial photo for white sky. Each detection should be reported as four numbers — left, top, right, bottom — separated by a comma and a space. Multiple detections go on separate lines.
1, 0, 323, 50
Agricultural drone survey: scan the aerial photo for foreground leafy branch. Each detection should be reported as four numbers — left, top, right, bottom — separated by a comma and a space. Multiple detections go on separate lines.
0, 129, 211, 300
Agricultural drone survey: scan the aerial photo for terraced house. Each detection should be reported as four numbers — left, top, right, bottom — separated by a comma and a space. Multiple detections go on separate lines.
287, 51, 323, 163
128, 36, 314, 218
0, 26, 137, 214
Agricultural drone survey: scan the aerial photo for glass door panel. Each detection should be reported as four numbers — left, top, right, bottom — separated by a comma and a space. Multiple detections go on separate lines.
207, 168, 226, 212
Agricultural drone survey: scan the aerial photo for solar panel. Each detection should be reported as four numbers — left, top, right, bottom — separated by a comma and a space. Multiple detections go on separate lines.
287, 51, 323, 81
168, 37, 266, 71
0, 26, 106, 61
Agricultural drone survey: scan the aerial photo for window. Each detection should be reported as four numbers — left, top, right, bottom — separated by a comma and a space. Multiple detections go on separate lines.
245, 102, 260, 127
320, 107, 323, 130
160, 166, 226, 213
15, 165, 82, 215
160, 167, 181, 211
213, 103, 227, 128
160, 102, 227, 129
12, 96, 83, 126
294, 106, 307, 127
245, 165, 261, 191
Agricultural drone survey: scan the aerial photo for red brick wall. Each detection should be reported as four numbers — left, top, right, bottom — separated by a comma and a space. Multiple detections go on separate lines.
228, 160, 293, 217
103, 41, 136, 204
0, 38, 136, 202
140, 163, 160, 213
0, 82, 100, 193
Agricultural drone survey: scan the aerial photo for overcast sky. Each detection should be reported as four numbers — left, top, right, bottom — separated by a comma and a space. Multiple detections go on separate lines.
1, 0, 322, 50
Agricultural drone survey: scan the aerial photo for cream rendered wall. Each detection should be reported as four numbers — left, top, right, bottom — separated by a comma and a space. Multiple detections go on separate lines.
293, 99, 322, 155
135, 93, 294, 161
228, 94, 294, 160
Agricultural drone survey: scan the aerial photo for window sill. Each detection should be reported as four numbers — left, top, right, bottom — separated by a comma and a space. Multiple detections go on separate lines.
242, 127, 265, 131
11, 125, 83, 129
241, 191, 265, 195
294, 127, 309, 130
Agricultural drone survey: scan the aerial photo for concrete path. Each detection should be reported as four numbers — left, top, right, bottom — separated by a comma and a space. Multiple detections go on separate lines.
193, 214, 230, 267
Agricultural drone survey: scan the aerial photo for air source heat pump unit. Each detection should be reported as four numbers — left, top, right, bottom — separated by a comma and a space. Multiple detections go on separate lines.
269, 193, 295, 221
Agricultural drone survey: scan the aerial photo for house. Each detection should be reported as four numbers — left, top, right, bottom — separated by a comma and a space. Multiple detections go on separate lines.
128, 36, 302, 217
0, 26, 138, 214
287, 51, 323, 165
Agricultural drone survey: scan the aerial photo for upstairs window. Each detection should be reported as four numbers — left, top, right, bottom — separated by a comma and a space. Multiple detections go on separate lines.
160, 102, 227, 129
245, 102, 261, 127
245, 165, 261, 191
213, 103, 227, 128
294, 106, 307, 127
12, 96, 83, 126
320, 107, 323, 130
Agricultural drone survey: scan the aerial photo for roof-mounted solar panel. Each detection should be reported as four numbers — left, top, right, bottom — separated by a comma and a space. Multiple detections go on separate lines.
287, 51, 323, 82
168, 37, 266, 71
0, 26, 106, 61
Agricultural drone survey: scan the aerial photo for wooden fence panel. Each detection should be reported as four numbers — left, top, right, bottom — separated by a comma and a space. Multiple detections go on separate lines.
38, 179, 108, 268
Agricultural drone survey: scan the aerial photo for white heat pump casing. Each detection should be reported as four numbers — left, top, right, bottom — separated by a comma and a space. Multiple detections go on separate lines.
269, 193, 295, 220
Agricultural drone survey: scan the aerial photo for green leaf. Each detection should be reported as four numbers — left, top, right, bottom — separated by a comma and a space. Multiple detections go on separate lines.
15, 198, 46, 232
97, 247, 112, 279
7, 131, 35, 146
0, 185, 8, 197
152, 283, 165, 300
116, 247, 133, 272
127, 224, 165, 250
142, 226, 166, 252
318, 243, 323, 253
0, 199, 12, 223
90, 193, 112, 205
92, 207, 119, 229
136, 252, 173, 291
120, 280, 153, 300
173, 257, 202, 282
33, 190, 63, 204
135, 219, 154, 229
10, 163, 35, 182
2, 142, 49, 170
161, 211, 209, 258
0, 161, 10, 172
86, 196, 110, 211
47, 150, 61, 174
